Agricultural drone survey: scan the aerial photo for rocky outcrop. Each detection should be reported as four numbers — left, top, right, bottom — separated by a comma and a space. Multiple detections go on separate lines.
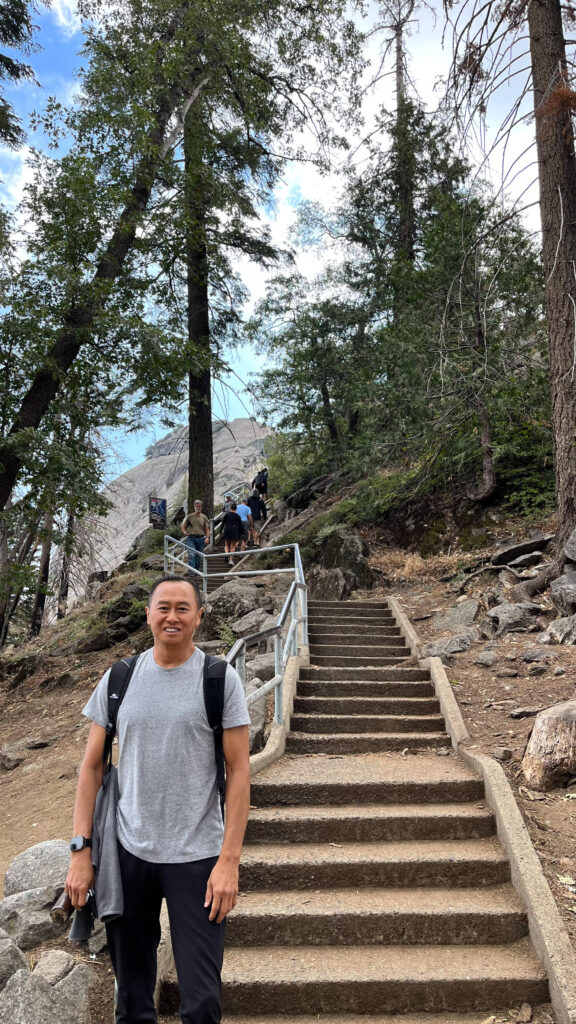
490, 535, 554, 566
88, 418, 271, 577
3, 841, 70, 898
317, 527, 373, 591
486, 602, 542, 635
550, 572, 576, 616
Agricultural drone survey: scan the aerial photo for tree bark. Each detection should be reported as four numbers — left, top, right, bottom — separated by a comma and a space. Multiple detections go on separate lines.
522, 700, 576, 790
184, 109, 213, 517
0, 5, 207, 511
466, 287, 496, 501
29, 512, 53, 636
57, 508, 75, 619
528, 0, 576, 548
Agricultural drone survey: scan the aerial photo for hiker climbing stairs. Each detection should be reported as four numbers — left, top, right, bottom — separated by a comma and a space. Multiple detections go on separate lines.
157, 598, 550, 1021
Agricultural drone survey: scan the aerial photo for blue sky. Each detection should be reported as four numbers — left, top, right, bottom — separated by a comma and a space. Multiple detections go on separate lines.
1, 1, 542, 473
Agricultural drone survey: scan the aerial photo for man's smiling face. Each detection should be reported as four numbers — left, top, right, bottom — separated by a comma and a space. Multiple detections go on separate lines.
146, 580, 203, 649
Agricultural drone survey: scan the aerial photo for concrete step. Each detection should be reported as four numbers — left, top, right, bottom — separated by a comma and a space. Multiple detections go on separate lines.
309, 612, 393, 624
223, 1016, 520, 1024
293, 696, 441, 715
310, 655, 411, 668
286, 733, 450, 754
239, 838, 510, 890
309, 644, 410, 659
309, 622, 399, 630
227, 885, 527, 946
220, 941, 547, 1014
309, 601, 392, 608
250, 754, 484, 806
297, 679, 435, 697
245, 802, 495, 843
290, 714, 445, 734
300, 666, 430, 681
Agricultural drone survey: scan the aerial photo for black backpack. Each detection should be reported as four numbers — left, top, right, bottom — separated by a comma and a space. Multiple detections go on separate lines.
104, 652, 228, 817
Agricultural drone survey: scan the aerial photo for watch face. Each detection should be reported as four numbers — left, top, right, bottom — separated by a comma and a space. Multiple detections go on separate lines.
70, 836, 85, 851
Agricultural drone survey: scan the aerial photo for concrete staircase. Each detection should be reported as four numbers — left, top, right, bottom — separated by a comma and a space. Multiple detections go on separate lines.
159, 598, 550, 1021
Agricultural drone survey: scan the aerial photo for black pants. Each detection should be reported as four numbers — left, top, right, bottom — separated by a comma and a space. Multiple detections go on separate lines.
106, 843, 225, 1024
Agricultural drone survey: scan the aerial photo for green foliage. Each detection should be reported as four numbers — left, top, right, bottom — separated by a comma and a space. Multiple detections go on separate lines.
215, 620, 238, 647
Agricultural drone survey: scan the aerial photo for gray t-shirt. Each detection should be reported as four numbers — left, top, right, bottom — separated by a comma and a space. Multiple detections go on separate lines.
82, 647, 250, 864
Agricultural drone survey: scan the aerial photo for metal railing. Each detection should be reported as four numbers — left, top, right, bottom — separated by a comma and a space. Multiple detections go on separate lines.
163, 536, 307, 725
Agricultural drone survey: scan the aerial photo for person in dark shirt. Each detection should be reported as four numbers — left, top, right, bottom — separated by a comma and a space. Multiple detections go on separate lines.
247, 490, 267, 547
221, 503, 243, 565
251, 468, 268, 499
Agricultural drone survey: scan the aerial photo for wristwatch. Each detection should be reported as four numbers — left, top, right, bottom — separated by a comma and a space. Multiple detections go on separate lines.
70, 835, 92, 852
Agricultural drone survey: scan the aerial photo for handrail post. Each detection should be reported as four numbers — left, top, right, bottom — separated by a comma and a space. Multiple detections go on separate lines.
202, 551, 208, 594
301, 586, 308, 645
163, 535, 169, 574
237, 647, 246, 691
274, 631, 283, 724
209, 518, 214, 547
291, 591, 298, 655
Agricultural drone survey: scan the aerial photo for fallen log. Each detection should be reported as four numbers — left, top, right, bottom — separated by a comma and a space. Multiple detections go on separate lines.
522, 700, 576, 790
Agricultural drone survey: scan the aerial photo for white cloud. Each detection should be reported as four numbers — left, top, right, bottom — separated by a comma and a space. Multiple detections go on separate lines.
51, 0, 81, 39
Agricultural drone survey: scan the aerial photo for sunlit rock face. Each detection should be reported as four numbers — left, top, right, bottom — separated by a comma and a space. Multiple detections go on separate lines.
92, 418, 271, 574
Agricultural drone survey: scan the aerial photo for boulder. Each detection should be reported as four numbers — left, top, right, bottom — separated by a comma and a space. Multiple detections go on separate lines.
419, 628, 479, 664
202, 582, 274, 637
33, 951, 75, 986
306, 567, 353, 602
538, 615, 576, 646
491, 535, 554, 566
523, 700, 576, 790
317, 528, 372, 590
140, 555, 165, 571
0, 886, 65, 950
103, 584, 149, 625
493, 747, 513, 762
0, 969, 60, 1024
432, 600, 479, 632
231, 609, 278, 638
474, 649, 499, 668
520, 648, 551, 663
564, 525, 576, 563
4, 841, 70, 897
52, 962, 95, 1023
551, 572, 576, 616
0, 751, 24, 771
0, 928, 28, 994
0, 965, 94, 1024
0, 653, 45, 690
246, 653, 276, 683
486, 602, 542, 635
77, 625, 129, 653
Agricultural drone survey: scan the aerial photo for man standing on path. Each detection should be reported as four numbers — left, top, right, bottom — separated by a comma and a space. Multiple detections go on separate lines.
235, 498, 253, 552
66, 576, 251, 1024
181, 499, 210, 573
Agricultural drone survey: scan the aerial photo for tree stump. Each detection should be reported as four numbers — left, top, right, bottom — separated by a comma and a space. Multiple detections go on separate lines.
522, 700, 576, 790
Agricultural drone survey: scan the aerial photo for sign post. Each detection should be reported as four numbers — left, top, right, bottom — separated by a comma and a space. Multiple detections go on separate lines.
149, 497, 167, 530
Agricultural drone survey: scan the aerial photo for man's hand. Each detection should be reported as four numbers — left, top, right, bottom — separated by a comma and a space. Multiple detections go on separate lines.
66, 849, 95, 908
204, 857, 239, 923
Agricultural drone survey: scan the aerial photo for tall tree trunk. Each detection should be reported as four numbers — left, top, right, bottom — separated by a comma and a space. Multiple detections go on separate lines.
29, 512, 53, 636
0, 522, 39, 646
528, 0, 576, 548
184, 109, 213, 517
57, 508, 75, 619
467, 285, 496, 501
0, 10, 208, 512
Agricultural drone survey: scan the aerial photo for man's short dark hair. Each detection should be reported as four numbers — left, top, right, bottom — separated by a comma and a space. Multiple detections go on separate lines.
147, 575, 203, 610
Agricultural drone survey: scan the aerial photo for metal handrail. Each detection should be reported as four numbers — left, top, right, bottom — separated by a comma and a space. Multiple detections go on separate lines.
163, 533, 307, 725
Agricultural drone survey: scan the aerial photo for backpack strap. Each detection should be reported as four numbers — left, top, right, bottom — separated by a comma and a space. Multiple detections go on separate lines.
103, 654, 140, 769
203, 654, 228, 818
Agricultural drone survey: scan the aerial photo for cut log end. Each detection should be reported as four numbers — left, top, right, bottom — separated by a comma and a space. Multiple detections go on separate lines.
522, 699, 576, 790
